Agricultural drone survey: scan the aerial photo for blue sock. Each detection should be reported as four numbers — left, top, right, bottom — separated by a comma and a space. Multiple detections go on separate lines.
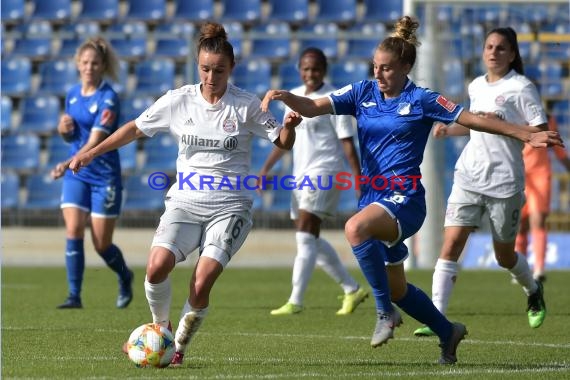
351, 239, 393, 313
65, 238, 84, 299
395, 283, 453, 342
100, 244, 130, 280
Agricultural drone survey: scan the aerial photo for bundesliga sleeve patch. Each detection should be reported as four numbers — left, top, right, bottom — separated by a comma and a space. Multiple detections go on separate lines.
436, 95, 457, 112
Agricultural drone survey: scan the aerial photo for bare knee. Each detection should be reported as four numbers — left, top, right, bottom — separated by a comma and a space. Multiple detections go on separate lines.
146, 248, 175, 283
345, 218, 367, 246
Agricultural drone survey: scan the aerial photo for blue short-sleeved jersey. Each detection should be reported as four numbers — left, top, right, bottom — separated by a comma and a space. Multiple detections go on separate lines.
329, 79, 463, 208
63, 81, 122, 187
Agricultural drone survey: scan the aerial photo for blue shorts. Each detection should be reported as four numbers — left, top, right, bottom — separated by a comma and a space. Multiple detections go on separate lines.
364, 192, 426, 265
61, 176, 122, 218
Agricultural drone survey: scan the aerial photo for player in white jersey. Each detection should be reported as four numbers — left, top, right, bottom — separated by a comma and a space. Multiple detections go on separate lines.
68, 22, 302, 367
259, 48, 368, 316
414, 27, 548, 338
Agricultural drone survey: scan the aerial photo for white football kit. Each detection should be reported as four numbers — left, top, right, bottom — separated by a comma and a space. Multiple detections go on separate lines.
285, 83, 356, 219
454, 70, 547, 198
136, 83, 282, 218
135, 83, 283, 265
446, 70, 547, 241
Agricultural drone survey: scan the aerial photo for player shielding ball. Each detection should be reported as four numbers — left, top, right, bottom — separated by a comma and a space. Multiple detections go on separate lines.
68, 22, 302, 367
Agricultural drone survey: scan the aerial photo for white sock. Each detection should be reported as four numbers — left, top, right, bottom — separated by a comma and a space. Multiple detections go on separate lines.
175, 301, 208, 354
316, 237, 358, 294
509, 252, 538, 296
289, 231, 318, 306
144, 276, 172, 328
432, 259, 460, 315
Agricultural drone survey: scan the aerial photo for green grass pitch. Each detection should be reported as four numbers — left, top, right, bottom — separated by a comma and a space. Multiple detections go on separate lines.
2, 267, 569, 379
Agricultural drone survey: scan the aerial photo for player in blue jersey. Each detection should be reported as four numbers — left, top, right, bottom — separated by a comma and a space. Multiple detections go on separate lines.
261, 16, 563, 364
50, 37, 133, 309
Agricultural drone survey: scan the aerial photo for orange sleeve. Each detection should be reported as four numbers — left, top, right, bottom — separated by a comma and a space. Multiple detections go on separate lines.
548, 115, 569, 161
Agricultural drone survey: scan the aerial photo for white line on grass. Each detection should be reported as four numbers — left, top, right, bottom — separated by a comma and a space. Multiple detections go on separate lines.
3, 326, 570, 350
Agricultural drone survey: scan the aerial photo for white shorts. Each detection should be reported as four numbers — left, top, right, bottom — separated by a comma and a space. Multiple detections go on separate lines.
290, 182, 341, 220
444, 184, 525, 243
151, 205, 252, 268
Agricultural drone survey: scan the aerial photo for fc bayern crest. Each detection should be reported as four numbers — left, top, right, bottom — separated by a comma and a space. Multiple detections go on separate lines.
495, 95, 506, 106
223, 118, 237, 133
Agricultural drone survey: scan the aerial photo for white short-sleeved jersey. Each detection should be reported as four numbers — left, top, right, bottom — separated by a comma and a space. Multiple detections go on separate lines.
454, 70, 547, 198
285, 83, 355, 182
135, 83, 282, 217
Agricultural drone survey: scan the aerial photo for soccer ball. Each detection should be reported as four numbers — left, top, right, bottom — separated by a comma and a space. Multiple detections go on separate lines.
126, 323, 175, 368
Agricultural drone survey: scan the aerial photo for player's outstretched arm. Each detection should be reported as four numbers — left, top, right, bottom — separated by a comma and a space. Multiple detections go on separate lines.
69, 120, 145, 174
261, 90, 332, 118
456, 110, 563, 148
274, 111, 302, 151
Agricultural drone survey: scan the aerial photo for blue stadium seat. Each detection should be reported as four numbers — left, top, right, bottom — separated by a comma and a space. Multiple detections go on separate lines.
37, 59, 78, 97
11, 20, 53, 60
538, 61, 564, 98
124, 0, 166, 23
345, 22, 386, 59
297, 23, 339, 60
154, 21, 195, 39
19, 95, 61, 136
119, 141, 138, 174
268, 101, 286, 124
277, 60, 302, 90
108, 60, 130, 96
134, 58, 175, 97
538, 23, 570, 61
460, 23, 484, 61
1, 133, 41, 174
1, 0, 25, 24
362, 0, 402, 23
250, 136, 283, 175
267, 0, 308, 24
30, 0, 72, 22
1, 96, 13, 134
249, 22, 292, 61
172, 0, 214, 22
314, 0, 357, 24
552, 100, 569, 135
77, 0, 119, 22
123, 173, 166, 211
329, 59, 370, 89
463, 6, 502, 24
1, 171, 20, 209
45, 135, 71, 169
107, 21, 148, 60
119, 95, 155, 124
220, 0, 261, 24
59, 22, 102, 57
154, 22, 195, 61
513, 23, 535, 62
441, 57, 465, 99
232, 59, 271, 97
22, 173, 63, 210
142, 134, 178, 174
1, 57, 32, 97
154, 38, 190, 61
224, 22, 244, 58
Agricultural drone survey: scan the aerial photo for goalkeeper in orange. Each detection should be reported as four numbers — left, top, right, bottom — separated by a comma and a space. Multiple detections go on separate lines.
515, 112, 570, 282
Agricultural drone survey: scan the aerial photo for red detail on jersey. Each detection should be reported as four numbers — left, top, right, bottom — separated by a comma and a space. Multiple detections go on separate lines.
101, 108, 116, 126
436, 95, 457, 112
